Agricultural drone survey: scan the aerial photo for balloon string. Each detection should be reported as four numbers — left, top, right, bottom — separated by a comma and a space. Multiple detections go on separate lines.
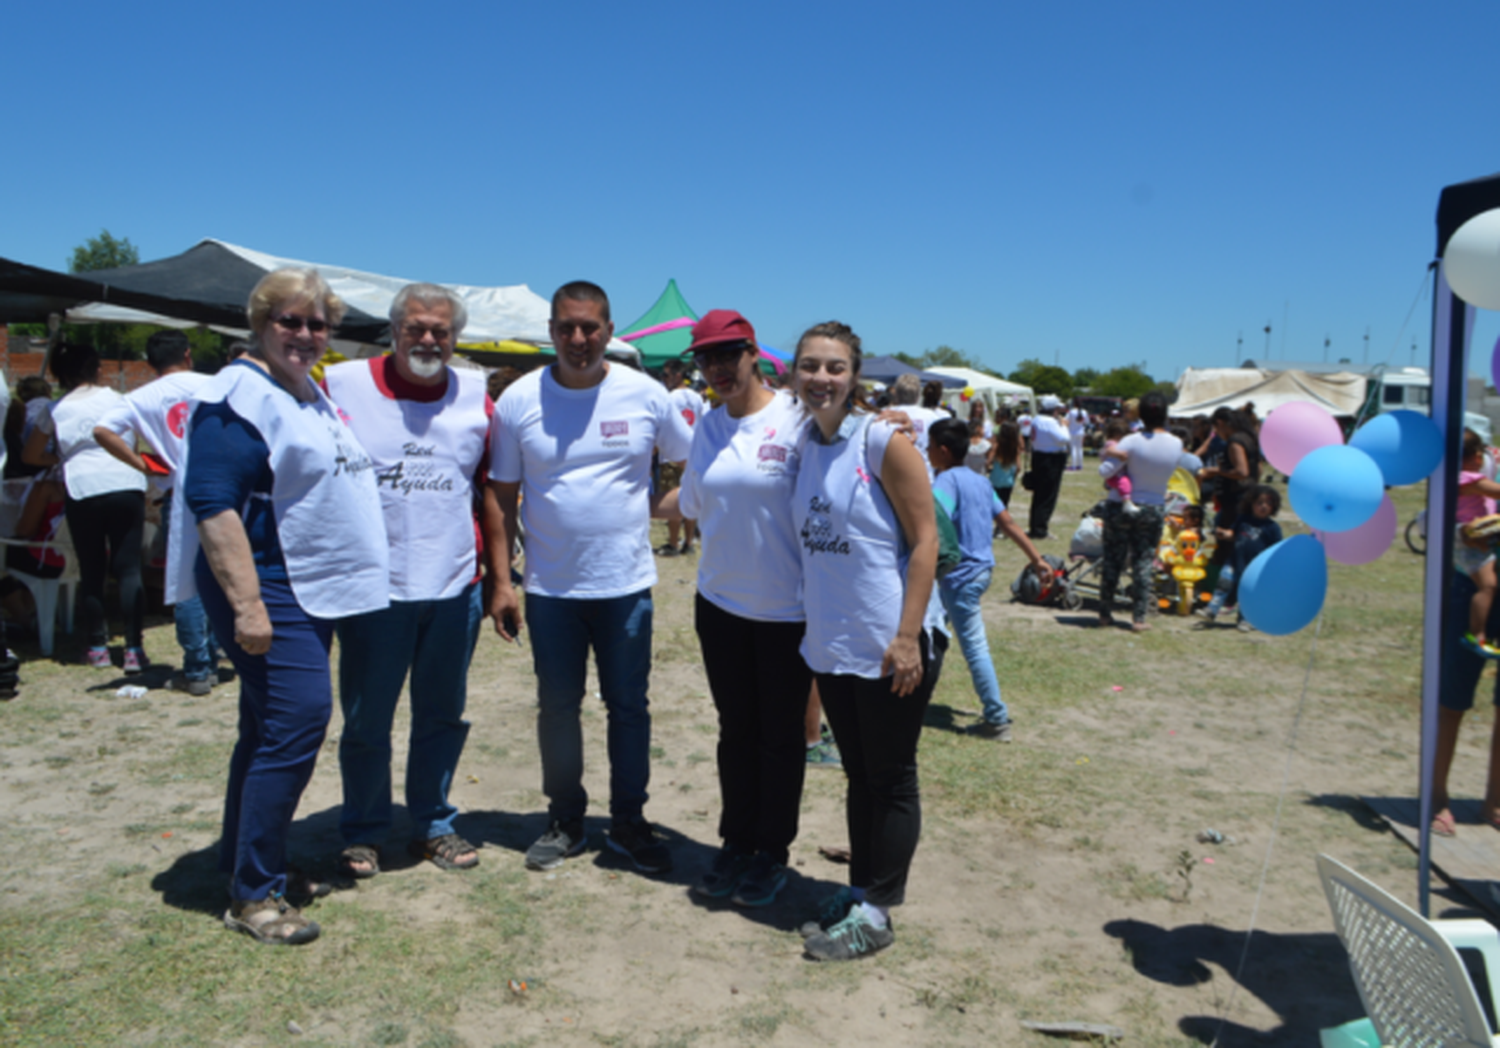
1210, 610, 1321, 1048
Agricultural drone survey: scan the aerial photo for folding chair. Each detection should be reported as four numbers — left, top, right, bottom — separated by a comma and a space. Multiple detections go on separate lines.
1318, 852, 1500, 1047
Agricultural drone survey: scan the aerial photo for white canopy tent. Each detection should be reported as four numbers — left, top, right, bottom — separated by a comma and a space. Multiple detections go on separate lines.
924, 366, 1035, 414
1172, 367, 1368, 417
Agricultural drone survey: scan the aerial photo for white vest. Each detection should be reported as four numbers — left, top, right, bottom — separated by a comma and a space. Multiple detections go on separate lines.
795, 416, 912, 679
324, 360, 488, 602
166, 364, 390, 620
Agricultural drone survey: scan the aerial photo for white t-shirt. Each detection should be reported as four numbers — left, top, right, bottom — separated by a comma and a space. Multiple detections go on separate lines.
96, 370, 212, 492
679, 391, 808, 622
1017, 413, 1033, 438
1099, 429, 1185, 507
667, 386, 706, 433
39, 387, 148, 501
901, 405, 946, 481
1066, 407, 1088, 437
1031, 414, 1070, 453
491, 363, 694, 599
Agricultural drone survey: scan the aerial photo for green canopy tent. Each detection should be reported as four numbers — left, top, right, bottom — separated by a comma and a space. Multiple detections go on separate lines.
618, 279, 698, 370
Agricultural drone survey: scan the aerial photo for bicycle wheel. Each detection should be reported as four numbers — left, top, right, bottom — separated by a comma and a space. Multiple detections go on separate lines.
1405, 516, 1426, 556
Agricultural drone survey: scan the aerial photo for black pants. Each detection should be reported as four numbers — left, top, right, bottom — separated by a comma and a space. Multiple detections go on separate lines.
816, 630, 946, 909
694, 594, 811, 863
65, 489, 145, 649
1027, 450, 1068, 537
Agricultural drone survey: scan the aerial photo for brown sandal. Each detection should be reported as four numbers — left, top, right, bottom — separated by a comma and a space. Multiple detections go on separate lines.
338, 844, 380, 880
224, 894, 320, 946
410, 833, 480, 871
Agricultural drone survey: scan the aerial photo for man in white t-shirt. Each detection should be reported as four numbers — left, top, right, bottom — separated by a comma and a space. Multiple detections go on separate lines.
323, 283, 494, 879
1027, 396, 1071, 539
488, 281, 694, 876
658, 358, 705, 556
889, 374, 945, 480
94, 330, 216, 694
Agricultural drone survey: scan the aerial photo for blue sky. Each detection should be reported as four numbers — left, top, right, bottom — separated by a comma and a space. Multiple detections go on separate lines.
6, 0, 1499, 382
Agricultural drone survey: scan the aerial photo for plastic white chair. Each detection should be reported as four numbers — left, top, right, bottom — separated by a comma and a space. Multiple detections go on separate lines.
0, 478, 76, 657
1318, 852, 1500, 1047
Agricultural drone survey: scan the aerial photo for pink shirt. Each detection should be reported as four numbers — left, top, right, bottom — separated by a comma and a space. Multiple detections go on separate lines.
1458, 469, 1495, 524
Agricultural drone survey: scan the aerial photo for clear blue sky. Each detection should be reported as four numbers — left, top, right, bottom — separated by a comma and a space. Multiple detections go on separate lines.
6, 0, 1500, 382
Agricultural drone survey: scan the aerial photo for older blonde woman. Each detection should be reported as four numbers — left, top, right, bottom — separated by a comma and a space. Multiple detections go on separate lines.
168, 268, 388, 945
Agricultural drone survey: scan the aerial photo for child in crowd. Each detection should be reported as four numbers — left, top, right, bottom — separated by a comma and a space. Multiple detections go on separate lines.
989, 421, 1022, 538
1098, 418, 1139, 516
1456, 428, 1500, 657
927, 418, 1051, 739
1196, 484, 1282, 630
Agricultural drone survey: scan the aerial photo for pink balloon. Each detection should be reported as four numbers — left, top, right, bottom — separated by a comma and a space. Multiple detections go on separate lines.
1313, 493, 1397, 565
1260, 402, 1346, 475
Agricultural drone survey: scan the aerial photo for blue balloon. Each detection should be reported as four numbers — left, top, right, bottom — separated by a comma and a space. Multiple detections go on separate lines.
1288, 444, 1386, 533
1348, 410, 1444, 487
1238, 535, 1328, 635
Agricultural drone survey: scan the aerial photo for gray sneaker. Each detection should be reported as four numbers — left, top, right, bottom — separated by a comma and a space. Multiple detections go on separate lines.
525, 820, 586, 871
968, 718, 1013, 742
806, 739, 842, 768
804, 907, 895, 961
731, 853, 788, 908
172, 674, 213, 697
694, 844, 754, 898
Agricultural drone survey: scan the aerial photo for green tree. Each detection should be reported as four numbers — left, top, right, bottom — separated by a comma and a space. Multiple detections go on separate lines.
1091, 364, 1157, 399
69, 229, 139, 273
1072, 367, 1100, 389
1008, 358, 1073, 398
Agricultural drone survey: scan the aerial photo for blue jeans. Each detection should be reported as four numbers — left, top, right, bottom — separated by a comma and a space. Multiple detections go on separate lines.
939, 568, 1008, 725
160, 496, 219, 681
197, 560, 333, 902
336, 583, 482, 845
525, 589, 654, 824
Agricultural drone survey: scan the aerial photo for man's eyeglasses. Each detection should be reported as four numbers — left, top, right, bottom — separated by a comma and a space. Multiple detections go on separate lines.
274, 314, 329, 334
401, 324, 453, 343
693, 342, 755, 370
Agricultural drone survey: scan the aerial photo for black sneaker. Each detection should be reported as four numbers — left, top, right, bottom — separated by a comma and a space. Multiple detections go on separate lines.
525, 819, 586, 871
606, 818, 672, 874
799, 886, 856, 937
804, 907, 895, 961
694, 844, 754, 898
731, 853, 788, 908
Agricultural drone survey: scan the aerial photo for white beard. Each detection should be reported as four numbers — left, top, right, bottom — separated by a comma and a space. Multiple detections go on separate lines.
406, 353, 445, 380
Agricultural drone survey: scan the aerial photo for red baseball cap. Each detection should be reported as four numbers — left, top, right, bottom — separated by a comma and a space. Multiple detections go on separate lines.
686, 309, 757, 355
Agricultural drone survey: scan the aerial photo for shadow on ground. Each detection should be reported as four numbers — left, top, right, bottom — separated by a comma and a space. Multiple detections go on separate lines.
1104, 918, 1362, 1045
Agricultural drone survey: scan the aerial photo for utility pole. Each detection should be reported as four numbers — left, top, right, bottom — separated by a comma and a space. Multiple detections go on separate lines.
1324, 335, 1330, 364
1263, 322, 1272, 361
1363, 327, 1370, 365
1236, 332, 1243, 365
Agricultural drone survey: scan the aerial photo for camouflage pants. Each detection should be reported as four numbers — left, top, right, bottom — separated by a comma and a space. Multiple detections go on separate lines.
1098, 502, 1165, 623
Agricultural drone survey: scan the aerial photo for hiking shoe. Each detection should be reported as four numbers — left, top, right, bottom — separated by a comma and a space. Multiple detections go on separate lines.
804, 907, 895, 961
85, 646, 112, 669
654, 543, 679, 557
525, 820, 586, 871
1236, 617, 1256, 634
799, 886, 857, 938
172, 675, 213, 697
806, 739, 842, 768
123, 648, 147, 675
968, 718, 1013, 742
606, 818, 672, 874
694, 844, 754, 898
731, 853, 788, 908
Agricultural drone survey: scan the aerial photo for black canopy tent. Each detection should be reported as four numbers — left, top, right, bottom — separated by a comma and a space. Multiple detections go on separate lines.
0, 241, 390, 342
1419, 171, 1500, 915
859, 354, 966, 388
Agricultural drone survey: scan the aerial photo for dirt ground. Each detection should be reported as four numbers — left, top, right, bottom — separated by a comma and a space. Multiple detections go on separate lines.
0, 477, 1479, 1046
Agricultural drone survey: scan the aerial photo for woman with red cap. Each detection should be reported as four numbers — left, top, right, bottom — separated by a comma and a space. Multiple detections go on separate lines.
673, 309, 812, 910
